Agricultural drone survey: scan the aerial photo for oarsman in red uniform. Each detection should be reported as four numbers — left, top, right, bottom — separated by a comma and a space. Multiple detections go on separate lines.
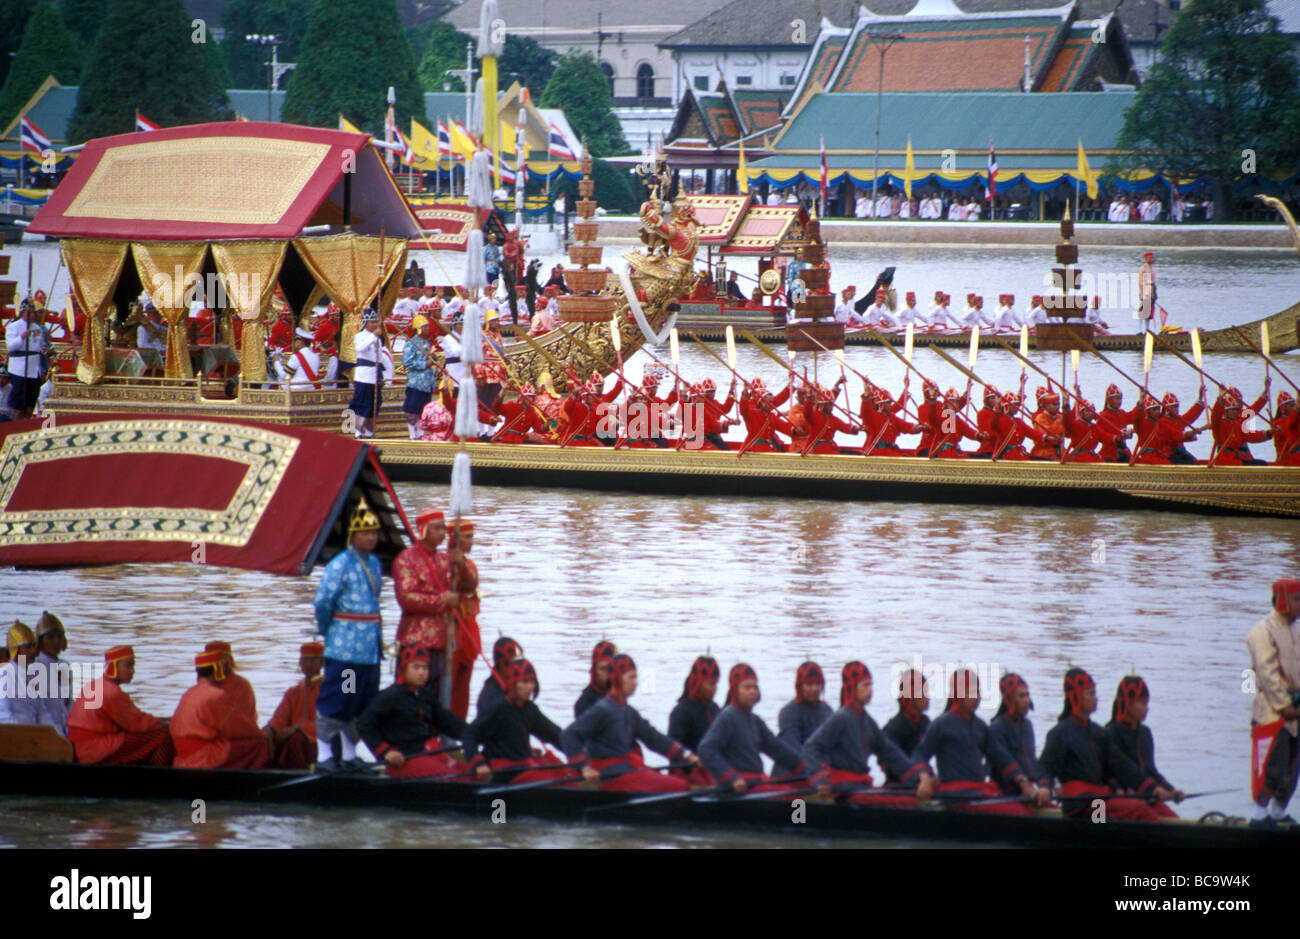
696, 376, 737, 450
1038, 669, 1165, 821
1062, 397, 1105, 462
1029, 388, 1066, 460
171, 651, 274, 769
1105, 676, 1183, 818
930, 388, 985, 458
561, 654, 702, 793
472, 658, 571, 783
1210, 384, 1265, 443
803, 662, 936, 807
802, 381, 857, 454
492, 384, 550, 444
66, 646, 174, 766
914, 380, 944, 456
561, 376, 622, 446
913, 670, 1035, 815
860, 386, 922, 455
699, 664, 803, 793
204, 641, 257, 725
574, 640, 617, 717
971, 385, 1001, 458
988, 673, 1052, 805
1130, 394, 1165, 463
1273, 392, 1300, 465
739, 383, 796, 453
1095, 384, 1137, 462
1160, 389, 1205, 464
1210, 390, 1272, 465
785, 384, 815, 443
1246, 578, 1300, 827
263, 641, 323, 770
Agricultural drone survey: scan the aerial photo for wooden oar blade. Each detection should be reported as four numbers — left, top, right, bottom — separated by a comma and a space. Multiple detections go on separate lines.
669, 327, 680, 368
1262, 321, 1270, 359
610, 315, 621, 353
904, 322, 914, 362
1191, 327, 1202, 369
1143, 331, 1154, 377
968, 324, 980, 369
725, 325, 737, 370
1019, 324, 1029, 359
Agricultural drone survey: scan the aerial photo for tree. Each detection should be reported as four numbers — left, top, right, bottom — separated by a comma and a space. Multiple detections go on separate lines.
281, 0, 423, 135
416, 19, 473, 93
67, 0, 231, 142
540, 50, 628, 158
220, 0, 308, 90
58, 0, 106, 49
0, 0, 39, 90
499, 35, 556, 100
551, 157, 637, 214
0, 2, 81, 128
1112, 0, 1300, 219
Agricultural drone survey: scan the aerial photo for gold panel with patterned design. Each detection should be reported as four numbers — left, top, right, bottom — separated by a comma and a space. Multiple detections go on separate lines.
64, 137, 331, 225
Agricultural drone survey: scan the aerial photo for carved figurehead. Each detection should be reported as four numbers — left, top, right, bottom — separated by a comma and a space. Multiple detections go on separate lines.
640, 196, 699, 263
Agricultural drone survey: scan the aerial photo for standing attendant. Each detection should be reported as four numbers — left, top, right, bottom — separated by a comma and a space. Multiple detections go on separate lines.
775, 661, 833, 778
1137, 251, 1157, 332
1246, 578, 1300, 826
444, 518, 482, 719
67, 646, 174, 765
349, 310, 386, 439
1105, 676, 1183, 818
402, 317, 440, 440
263, 642, 325, 770
5, 302, 49, 419
393, 508, 459, 698
562, 654, 702, 793
313, 500, 385, 771
699, 664, 803, 793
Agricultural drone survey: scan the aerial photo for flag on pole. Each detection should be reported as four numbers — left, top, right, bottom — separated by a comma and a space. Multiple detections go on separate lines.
338, 115, 364, 135
904, 133, 915, 201
819, 134, 828, 204
737, 137, 749, 195
397, 128, 417, 165
986, 138, 998, 202
1076, 138, 1097, 199
436, 120, 452, 159
20, 115, 50, 156
548, 122, 575, 161
410, 119, 439, 167
136, 112, 161, 132
450, 119, 477, 160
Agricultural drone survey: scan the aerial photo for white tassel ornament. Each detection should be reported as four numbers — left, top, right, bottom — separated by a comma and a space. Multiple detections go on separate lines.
454, 373, 479, 438
467, 151, 493, 210
449, 451, 473, 516
464, 230, 487, 289
470, 78, 485, 136
480, 0, 504, 57
461, 299, 485, 365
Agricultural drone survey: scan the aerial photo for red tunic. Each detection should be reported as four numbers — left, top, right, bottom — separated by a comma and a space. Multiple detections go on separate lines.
932, 412, 982, 457
492, 398, 546, 443
66, 678, 169, 765
267, 676, 321, 740
739, 401, 794, 452
171, 679, 272, 769
1093, 406, 1134, 461
393, 544, 453, 651
224, 671, 259, 725
561, 397, 600, 445
915, 398, 943, 452
1273, 411, 1300, 465
802, 407, 856, 454
1063, 411, 1103, 462
860, 398, 918, 453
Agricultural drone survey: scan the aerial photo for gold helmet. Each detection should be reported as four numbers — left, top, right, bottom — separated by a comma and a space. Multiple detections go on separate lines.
36, 611, 65, 639
7, 620, 36, 657
347, 497, 381, 545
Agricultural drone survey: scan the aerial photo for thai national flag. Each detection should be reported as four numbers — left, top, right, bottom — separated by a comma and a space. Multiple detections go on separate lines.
136, 112, 161, 132
819, 134, 828, 203
987, 140, 998, 202
548, 123, 575, 161
437, 121, 452, 157
398, 128, 416, 164
20, 116, 50, 156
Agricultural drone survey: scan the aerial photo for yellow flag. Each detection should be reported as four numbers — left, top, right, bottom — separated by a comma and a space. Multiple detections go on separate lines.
338, 115, 364, 135
411, 119, 439, 167
1077, 138, 1097, 199
498, 119, 517, 157
738, 137, 748, 195
448, 119, 477, 160
905, 134, 915, 201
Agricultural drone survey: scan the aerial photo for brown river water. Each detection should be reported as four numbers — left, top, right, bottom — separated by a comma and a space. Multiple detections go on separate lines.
1, 243, 1298, 847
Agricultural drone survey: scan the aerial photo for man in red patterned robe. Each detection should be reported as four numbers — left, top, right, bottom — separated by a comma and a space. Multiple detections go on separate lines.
393, 509, 461, 704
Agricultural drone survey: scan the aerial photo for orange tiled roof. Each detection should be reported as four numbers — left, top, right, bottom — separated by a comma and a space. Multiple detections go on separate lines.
829, 27, 1063, 93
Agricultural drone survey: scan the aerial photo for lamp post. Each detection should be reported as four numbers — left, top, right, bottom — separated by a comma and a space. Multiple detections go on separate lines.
246, 34, 285, 121
867, 30, 904, 219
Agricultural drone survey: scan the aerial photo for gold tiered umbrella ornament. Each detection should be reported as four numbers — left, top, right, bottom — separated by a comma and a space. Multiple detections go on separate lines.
556, 147, 618, 341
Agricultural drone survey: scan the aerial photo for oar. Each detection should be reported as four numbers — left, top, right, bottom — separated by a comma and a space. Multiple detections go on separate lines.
1077, 334, 1146, 393
738, 329, 861, 429
1151, 327, 1225, 391
514, 329, 583, 447
598, 771, 813, 810
928, 344, 1018, 460
1232, 324, 1298, 397
259, 745, 463, 792
478, 760, 694, 796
